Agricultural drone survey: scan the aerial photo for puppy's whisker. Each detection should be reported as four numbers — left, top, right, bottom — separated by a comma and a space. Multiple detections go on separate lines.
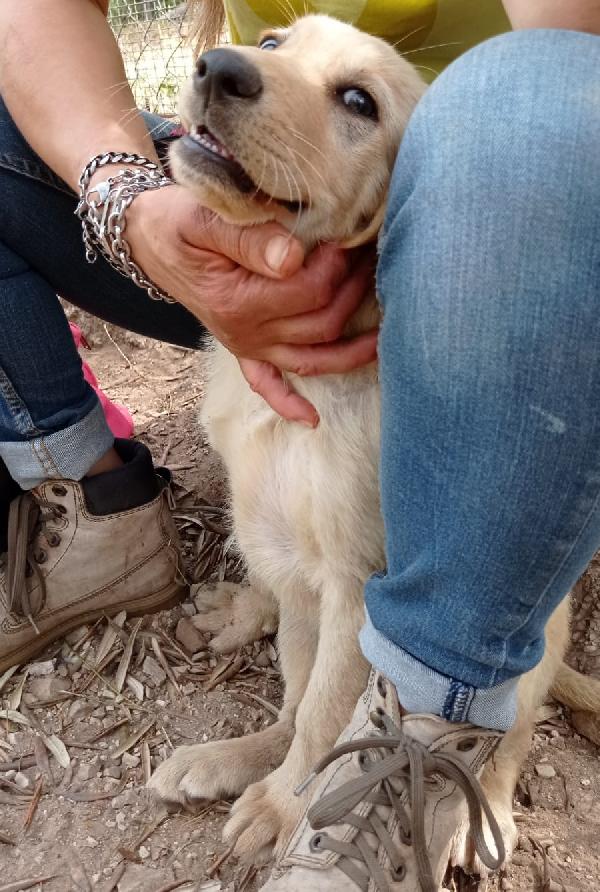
288, 127, 328, 163
272, 0, 297, 27
413, 64, 439, 78
399, 41, 462, 56
250, 149, 269, 202
391, 25, 428, 49
272, 134, 327, 195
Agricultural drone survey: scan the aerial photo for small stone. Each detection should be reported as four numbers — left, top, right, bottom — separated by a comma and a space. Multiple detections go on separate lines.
254, 651, 271, 668
65, 625, 89, 646
125, 676, 145, 702
104, 765, 122, 780
139, 845, 150, 860
14, 771, 30, 789
29, 676, 71, 700
181, 602, 196, 617
142, 656, 166, 687
28, 660, 56, 677
581, 778, 591, 786
84, 836, 99, 848
501, 880, 513, 891
121, 753, 140, 769
535, 763, 556, 778
76, 762, 99, 782
175, 618, 206, 654
115, 810, 127, 831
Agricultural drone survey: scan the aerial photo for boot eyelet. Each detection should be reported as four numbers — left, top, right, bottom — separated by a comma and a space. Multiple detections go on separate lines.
399, 827, 411, 846
55, 504, 67, 516
376, 676, 388, 697
309, 833, 323, 852
370, 707, 386, 729
456, 737, 477, 752
425, 772, 445, 791
358, 752, 370, 772
391, 864, 406, 881
47, 533, 61, 547
34, 549, 47, 564
52, 484, 67, 497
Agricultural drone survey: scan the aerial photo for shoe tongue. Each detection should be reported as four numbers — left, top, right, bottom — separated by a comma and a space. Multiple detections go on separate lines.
82, 439, 162, 516
0, 460, 21, 554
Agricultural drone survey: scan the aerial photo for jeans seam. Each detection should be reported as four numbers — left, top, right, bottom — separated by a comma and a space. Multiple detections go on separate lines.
0, 368, 43, 438
0, 153, 73, 197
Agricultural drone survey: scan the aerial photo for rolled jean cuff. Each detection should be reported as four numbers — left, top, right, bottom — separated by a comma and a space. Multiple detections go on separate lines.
360, 612, 519, 732
0, 400, 114, 489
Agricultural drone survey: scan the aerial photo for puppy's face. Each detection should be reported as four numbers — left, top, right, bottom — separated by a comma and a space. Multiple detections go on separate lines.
172, 15, 425, 248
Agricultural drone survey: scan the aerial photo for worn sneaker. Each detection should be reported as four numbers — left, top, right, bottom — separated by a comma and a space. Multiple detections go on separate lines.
0, 439, 187, 672
262, 672, 505, 892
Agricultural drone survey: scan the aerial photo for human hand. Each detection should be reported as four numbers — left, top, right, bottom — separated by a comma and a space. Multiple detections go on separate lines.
126, 185, 376, 425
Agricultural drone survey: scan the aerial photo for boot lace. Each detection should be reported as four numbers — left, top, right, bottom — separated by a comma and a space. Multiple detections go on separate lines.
5, 492, 65, 632
303, 709, 505, 892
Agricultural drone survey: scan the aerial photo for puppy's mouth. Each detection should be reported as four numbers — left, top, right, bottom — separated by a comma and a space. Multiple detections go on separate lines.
180, 125, 305, 213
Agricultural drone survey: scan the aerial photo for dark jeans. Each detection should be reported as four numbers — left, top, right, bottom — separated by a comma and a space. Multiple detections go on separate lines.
0, 98, 205, 487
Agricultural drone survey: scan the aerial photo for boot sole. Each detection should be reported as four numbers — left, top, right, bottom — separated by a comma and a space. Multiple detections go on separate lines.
0, 580, 187, 675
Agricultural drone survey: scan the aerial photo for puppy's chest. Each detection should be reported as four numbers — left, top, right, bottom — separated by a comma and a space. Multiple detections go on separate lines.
201, 348, 383, 584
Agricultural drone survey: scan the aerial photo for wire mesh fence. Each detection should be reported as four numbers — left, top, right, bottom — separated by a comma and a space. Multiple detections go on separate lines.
109, 0, 198, 116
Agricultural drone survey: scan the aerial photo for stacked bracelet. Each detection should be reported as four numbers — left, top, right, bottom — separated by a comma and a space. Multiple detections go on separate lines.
75, 152, 176, 304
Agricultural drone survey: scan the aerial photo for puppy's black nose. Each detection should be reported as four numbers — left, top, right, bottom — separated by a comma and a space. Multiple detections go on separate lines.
195, 48, 263, 102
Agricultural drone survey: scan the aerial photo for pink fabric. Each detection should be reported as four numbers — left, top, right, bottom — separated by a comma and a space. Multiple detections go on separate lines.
70, 323, 134, 439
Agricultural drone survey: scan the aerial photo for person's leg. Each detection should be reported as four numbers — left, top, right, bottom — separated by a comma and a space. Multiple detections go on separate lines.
0, 102, 196, 663
361, 27, 600, 731
259, 28, 600, 892
0, 97, 206, 489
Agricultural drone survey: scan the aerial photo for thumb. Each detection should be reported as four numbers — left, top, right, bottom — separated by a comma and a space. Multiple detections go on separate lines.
204, 217, 306, 279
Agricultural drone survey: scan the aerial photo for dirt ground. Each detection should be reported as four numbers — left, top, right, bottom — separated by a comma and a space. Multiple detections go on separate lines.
0, 323, 598, 892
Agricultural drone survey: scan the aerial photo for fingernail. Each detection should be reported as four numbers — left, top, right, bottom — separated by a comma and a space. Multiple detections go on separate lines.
265, 236, 290, 272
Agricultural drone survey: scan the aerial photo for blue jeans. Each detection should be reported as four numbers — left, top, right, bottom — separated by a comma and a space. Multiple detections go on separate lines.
0, 103, 205, 488
2, 29, 600, 731
361, 28, 600, 730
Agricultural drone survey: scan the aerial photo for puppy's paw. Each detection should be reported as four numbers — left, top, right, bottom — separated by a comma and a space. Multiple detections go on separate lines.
149, 739, 257, 808
223, 770, 306, 864
192, 582, 278, 653
448, 799, 517, 879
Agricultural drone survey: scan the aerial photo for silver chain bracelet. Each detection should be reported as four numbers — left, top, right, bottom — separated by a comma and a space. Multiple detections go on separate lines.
75, 152, 176, 303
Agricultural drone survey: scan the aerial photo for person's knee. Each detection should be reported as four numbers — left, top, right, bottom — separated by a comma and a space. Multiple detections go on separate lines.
386, 28, 600, 228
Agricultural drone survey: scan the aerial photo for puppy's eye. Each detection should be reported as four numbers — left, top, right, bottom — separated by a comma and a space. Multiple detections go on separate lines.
258, 36, 280, 51
339, 87, 378, 120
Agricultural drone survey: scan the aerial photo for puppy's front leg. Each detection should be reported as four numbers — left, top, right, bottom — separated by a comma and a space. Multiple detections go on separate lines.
225, 578, 369, 862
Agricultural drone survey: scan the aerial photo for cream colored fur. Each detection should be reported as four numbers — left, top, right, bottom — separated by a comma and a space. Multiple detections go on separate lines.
149, 15, 590, 876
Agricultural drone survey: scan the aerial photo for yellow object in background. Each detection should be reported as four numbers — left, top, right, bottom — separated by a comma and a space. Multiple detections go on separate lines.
224, 0, 511, 80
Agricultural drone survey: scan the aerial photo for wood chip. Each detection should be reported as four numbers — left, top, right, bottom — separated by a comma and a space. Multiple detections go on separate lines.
111, 717, 156, 760
206, 843, 235, 877
115, 617, 143, 693
64, 777, 127, 803
0, 666, 18, 695
151, 636, 181, 694
205, 655, 244, 692
40, 732, 70, 769
141, 740, 152, 784
0, 709, 30, 727
22, 776, 43, 831
96, 610, 127, 665
0, 876, 57, 892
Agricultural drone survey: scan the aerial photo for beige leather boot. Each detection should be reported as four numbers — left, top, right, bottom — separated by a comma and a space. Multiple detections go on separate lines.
0, 440, 187, 672
263, 673, 505, 892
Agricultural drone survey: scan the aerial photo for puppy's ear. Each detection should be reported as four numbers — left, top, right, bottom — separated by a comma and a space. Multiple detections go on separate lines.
339, 202, 386, 248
